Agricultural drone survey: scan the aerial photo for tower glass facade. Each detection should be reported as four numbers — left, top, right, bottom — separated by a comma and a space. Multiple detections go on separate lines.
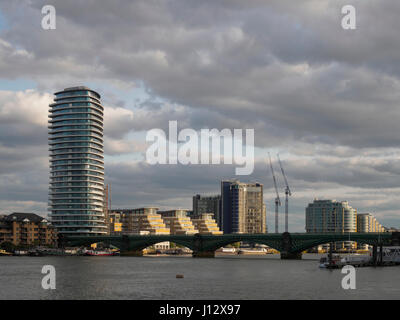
48, 86, 107, 236
221, 180, 266, 234
305, 199, 357, 250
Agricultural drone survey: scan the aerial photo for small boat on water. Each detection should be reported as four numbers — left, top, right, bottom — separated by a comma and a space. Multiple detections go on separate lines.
379, 246, 400, 265
13, 250, 28, 256
0, 249, 12, 256
237, 248, 268, 255
319, 254, 370, 268
319, 254, 342, 268
83, 249, 118, 256
319, 247, 400, 268
221, 247, 236, 253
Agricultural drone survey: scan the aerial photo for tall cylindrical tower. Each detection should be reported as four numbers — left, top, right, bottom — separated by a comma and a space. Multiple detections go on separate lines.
48, 86, 107, 236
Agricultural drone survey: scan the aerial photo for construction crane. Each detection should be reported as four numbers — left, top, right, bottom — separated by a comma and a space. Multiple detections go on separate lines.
268, 152, 281, 233
277, 154, 292, 233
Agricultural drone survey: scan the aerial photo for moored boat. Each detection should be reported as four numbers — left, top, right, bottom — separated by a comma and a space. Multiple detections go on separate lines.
237, 248, 267, 255
83, 249, 118, 256
0, 249, 12, 256
221, 247, 236, 253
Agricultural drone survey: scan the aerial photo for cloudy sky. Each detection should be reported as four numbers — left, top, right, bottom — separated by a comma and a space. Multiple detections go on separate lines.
0, 0, 400, 232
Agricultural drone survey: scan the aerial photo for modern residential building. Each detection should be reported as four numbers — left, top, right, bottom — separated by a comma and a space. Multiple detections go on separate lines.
159, 210, 198, 235
356, 213, 385, 249
49, 86, 107, 236
221, 180, 266, 234
305, 199, 357, 250
192, 194, 221, 228
192, 213, 223, 235
357, 213, 385, 233
112, 207, 170, 235
0, 213, 57, 247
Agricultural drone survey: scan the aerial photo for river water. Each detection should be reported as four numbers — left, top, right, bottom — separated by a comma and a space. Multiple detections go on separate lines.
0, 254, 399, 300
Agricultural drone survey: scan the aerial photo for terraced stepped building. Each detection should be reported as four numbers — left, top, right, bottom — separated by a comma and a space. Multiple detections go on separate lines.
48, 86, 108, 236
159, 210, 198, 235
192, 213, 223, 235
113, 208, 170, 235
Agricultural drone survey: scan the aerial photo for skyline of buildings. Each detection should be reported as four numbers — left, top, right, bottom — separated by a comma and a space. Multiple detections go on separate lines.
31, 86, 393, 236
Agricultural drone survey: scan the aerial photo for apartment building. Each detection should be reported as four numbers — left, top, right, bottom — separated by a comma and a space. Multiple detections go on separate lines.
0, 213, 57, 247
111, 207, 170, 235
191, 213, 223, 235
221, 180, 266, 234
158, 209, 198, 235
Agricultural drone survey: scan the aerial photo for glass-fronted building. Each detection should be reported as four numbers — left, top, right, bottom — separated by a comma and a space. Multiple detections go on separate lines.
305, 199, 357, 250
221, 180, 266, 234
48, 86, 108, 236
305, 199, 357, 233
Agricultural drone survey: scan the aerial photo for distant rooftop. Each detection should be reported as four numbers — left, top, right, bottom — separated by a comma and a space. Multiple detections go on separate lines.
4, 212, 48, 223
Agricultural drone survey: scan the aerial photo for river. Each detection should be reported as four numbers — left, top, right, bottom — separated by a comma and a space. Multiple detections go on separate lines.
0, 254, 399, 299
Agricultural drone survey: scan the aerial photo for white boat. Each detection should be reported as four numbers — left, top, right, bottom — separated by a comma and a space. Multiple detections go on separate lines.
237, 248, 267, 255
82, 249, 117, 256
221, 247, 236, 253
319, 254, 342, 268
379, 246, 400, 264
339, 254, 371, 266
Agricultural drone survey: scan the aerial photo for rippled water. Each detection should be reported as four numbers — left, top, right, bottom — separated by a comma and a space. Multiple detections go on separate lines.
0, 254, 399, 299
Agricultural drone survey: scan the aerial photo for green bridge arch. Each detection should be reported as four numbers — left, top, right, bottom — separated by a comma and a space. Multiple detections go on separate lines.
60, 232, 398, 259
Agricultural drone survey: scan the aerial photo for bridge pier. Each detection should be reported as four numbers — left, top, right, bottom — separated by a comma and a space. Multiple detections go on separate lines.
372, 245, 377, 266
120, 250, 143, 257
192, 251, 215, 258
280, 252, 302, 260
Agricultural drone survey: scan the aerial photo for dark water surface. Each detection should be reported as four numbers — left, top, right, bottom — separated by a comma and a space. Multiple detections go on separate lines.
0, 254, 399, 299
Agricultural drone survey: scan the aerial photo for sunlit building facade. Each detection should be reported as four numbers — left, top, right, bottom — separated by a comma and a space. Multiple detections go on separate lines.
159, 210, 198, 235
305, 199, 357, 250
114, 207, 170, 235
221, 180, 266, 234
191, 213, 223, 235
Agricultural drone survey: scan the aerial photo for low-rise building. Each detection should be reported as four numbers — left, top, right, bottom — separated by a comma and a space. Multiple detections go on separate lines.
357, 213, 385, 249
111, 207, 170, 235
357, 213, 385, 233
192, 213, 223, 235
159, 210, 198, 235
0, 213, 57, 247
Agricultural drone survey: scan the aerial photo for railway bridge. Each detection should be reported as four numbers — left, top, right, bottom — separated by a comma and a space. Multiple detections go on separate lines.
60, 232, 399, 259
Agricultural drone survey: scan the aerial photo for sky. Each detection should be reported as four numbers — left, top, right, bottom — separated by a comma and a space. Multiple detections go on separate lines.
0, 0, 400, 232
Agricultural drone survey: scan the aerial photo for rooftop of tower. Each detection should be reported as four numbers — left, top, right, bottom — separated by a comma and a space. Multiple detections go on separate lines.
54, 86, 101, 98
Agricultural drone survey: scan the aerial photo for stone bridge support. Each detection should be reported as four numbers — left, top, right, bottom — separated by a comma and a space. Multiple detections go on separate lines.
280, 232, 302, 260
192, 251, 215, 258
